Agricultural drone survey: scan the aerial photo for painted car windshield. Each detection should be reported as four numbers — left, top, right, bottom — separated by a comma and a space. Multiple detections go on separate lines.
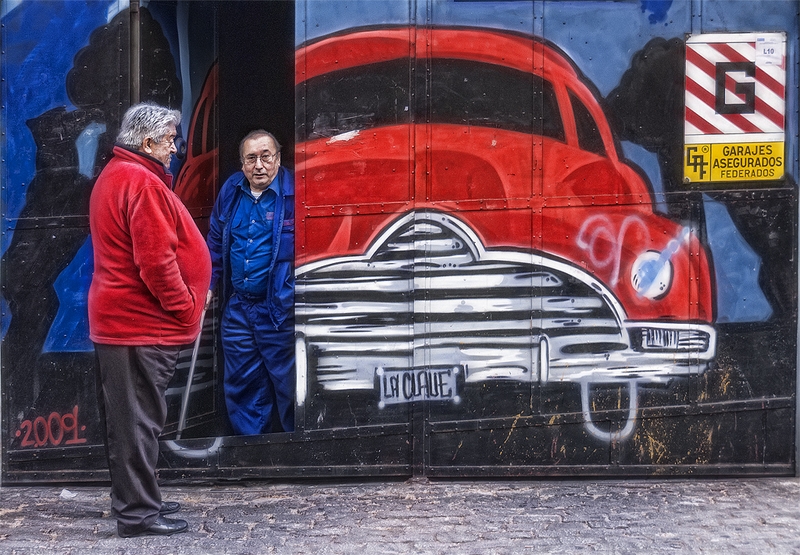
298, 58, 565, 142
569, 90, 606, 157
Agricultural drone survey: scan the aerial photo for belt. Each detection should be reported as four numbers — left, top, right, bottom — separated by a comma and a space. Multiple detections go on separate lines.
234, 290, 266, 302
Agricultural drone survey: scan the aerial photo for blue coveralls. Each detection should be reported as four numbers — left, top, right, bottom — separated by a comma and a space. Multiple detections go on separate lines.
207, 167, 295, 434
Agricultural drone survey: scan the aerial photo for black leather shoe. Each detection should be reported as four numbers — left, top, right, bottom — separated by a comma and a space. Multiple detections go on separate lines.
118, 516, 189, 538
160, 501, 181, 515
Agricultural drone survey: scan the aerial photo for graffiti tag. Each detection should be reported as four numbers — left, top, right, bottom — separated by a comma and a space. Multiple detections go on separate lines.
576, 215, 651, 286
15, 406, 87, 448
378, 367, 460, 408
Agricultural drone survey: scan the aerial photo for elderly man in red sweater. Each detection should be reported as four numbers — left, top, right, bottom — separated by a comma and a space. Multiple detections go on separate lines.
89, 102, 211, 538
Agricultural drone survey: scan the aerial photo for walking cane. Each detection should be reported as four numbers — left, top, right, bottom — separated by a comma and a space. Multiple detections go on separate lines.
176, 309, 206, 439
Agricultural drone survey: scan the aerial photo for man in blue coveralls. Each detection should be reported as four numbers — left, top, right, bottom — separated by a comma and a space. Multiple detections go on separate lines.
207, 130, 295, 434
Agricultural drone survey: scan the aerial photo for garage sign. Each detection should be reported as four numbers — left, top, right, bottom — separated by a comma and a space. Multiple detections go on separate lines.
684, 33, 786, 184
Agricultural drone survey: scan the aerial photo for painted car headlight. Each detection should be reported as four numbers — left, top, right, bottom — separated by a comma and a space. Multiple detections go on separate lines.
630, 227, 690, 300
631, 250, 673, 299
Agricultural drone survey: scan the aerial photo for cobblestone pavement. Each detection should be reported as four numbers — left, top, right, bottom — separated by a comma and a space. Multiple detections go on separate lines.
0, 477, 798, 554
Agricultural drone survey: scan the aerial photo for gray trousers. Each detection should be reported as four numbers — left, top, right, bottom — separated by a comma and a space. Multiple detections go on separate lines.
94, 343, 181, 533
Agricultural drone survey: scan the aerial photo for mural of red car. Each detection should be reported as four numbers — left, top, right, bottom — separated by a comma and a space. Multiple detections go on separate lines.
174, 61, 219, 236
294, 27, 717, 440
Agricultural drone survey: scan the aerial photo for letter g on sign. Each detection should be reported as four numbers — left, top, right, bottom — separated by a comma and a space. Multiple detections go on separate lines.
715, 61, 756, 115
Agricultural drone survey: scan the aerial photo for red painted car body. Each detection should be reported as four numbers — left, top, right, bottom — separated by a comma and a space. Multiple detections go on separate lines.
296, 27, 713, 323
174, 61, 218, 235
294, 27, 716, 408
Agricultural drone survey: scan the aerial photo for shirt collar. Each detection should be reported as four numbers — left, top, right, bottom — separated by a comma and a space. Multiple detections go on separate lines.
112, 144, 174, 188
240, 169, 281, 198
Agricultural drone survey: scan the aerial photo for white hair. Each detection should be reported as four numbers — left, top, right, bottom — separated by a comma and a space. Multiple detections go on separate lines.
116, 102, 181, 149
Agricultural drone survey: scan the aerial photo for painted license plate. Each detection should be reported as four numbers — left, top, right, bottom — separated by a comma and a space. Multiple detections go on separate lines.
377, 367, 461, 408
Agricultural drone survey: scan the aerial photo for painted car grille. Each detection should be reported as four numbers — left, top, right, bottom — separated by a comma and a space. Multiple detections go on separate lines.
297, 211, 636, 390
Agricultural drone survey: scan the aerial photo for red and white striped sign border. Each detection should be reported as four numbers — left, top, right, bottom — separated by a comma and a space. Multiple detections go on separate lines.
685, 33, 785, 140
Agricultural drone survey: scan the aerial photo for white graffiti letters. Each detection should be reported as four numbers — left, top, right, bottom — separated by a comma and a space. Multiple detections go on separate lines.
576, 215, 651, 286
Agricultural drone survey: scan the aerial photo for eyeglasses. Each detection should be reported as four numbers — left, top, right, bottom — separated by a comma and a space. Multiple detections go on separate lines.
243, 152, 279, 166
153, 135, 177, 145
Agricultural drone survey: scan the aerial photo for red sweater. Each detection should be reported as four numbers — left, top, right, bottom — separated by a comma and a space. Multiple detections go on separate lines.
88, 146, 211, 345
